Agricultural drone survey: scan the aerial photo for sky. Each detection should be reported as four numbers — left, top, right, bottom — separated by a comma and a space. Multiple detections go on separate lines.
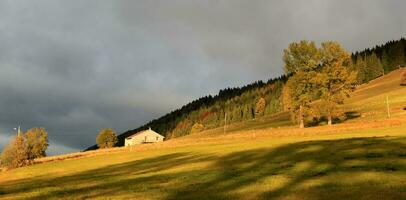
0, 0, 405, 155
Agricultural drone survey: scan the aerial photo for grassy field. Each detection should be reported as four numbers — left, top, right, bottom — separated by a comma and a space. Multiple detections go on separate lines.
0, 69, 405, 200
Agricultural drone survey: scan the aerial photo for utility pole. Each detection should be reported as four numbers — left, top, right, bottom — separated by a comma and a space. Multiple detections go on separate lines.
386, 95, 391, 118
14, 125, 21, 135
224, 113, 227, 135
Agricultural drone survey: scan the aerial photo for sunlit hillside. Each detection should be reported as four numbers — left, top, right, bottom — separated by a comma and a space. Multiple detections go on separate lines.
0, 68, 405, 200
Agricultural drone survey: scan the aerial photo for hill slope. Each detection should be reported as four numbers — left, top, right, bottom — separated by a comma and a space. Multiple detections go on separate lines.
87, 38, 406, 151
1, 69, 405, 200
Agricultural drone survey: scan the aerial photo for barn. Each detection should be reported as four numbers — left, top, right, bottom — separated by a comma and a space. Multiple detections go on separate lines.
125, 128, 165, 146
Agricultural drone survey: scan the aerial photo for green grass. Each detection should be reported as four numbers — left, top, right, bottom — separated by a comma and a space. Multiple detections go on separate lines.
0, 69, 405, 200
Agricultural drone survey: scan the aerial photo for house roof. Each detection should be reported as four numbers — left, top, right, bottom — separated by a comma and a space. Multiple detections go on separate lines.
125, 128, 165, 139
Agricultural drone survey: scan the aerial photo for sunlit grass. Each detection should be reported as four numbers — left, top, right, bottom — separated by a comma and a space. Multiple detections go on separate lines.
0, 69, 405, 199
1, 125, 405, 199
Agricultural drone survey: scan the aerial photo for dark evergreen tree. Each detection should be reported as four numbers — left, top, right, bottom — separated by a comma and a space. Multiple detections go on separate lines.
366, 52, 384, 80
388, 42, 405, 71
381, 50, 391, 73
355, 55, 367, 84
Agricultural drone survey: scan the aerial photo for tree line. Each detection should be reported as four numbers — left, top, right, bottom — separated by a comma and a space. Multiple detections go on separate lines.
352, 38, 406, 84
86, 76, 287, 150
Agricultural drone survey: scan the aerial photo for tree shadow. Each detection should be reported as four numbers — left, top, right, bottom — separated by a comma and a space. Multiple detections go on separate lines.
1, 152, 215, 199
307, 111, 361, 127
164, 137, 405, 200
344, 111, 361, 120
1, 137, 405, 199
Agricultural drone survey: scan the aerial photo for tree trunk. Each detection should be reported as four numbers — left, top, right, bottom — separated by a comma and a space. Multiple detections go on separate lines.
327, 114, 332, 126
299, 105, 304, 128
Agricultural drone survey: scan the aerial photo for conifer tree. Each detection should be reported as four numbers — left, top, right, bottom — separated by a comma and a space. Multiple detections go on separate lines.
381, 50, 391, 73
388, 42, 405, 71
355, 55, 367, 84
366, 52, 384, 80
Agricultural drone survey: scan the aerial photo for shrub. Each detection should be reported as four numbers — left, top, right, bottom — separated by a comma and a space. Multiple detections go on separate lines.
191, 123, 205, 134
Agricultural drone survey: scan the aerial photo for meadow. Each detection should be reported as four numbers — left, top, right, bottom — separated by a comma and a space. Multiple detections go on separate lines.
0, 69, 405, 200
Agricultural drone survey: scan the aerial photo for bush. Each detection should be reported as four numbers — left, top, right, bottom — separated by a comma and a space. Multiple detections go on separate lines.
191, 123, 205, 134
96, 128, 118, 149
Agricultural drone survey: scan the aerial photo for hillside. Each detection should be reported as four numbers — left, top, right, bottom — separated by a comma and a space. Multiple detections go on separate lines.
1, 69, 405, 199
86, 38, 406, 151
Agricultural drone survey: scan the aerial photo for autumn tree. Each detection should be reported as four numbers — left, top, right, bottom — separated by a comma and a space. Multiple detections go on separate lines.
24, 128, 49, 160
191, 123, 204, 134
255, 97, 266, 117
283, 40, 321, 128
316, 41, 357, 126
0, 134, 28, 169
96, 128, 118, 149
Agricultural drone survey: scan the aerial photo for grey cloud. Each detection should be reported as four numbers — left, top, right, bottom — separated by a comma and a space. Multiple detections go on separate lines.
0, 0, 405, 155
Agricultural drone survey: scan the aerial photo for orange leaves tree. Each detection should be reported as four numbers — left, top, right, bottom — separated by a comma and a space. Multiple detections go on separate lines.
283, 40, 356, 127
316, 42, 357, 126
1, 128, 49, 169
25, 127, 49, 160
96, 128, 118, 149
255, 97, 266, 117
1, 134, 28, 169
283, 41, 321, 128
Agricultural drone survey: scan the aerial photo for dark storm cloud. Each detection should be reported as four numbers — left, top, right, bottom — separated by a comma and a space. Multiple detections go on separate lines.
0, 0, 405, 155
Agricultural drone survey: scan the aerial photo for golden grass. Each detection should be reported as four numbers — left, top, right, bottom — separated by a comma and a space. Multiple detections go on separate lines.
1, 124, 405, 199
0, 68, 405, 199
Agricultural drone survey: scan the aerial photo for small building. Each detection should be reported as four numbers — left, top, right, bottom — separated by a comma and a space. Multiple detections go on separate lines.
125, 128, 165, 146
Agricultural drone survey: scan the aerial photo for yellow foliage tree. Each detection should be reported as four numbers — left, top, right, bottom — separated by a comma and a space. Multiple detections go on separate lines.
283, 40, 321, 128
255, 97, 266, 117
25, 127, 49, 160
316, 41, 357, 125
191, 123, 204, 134
96, 128, 118, 149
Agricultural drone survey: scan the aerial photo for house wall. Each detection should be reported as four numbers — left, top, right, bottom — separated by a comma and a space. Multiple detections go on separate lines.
125, 130, 164, 146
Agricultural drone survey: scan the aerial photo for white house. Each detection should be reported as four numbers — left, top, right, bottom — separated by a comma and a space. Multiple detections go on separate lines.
124, 128, 165, 146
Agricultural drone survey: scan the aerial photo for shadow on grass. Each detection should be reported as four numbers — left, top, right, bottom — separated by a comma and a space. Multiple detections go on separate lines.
307, 111, 361, 127
1, 137, 405, 200
344, 111, 361, 120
